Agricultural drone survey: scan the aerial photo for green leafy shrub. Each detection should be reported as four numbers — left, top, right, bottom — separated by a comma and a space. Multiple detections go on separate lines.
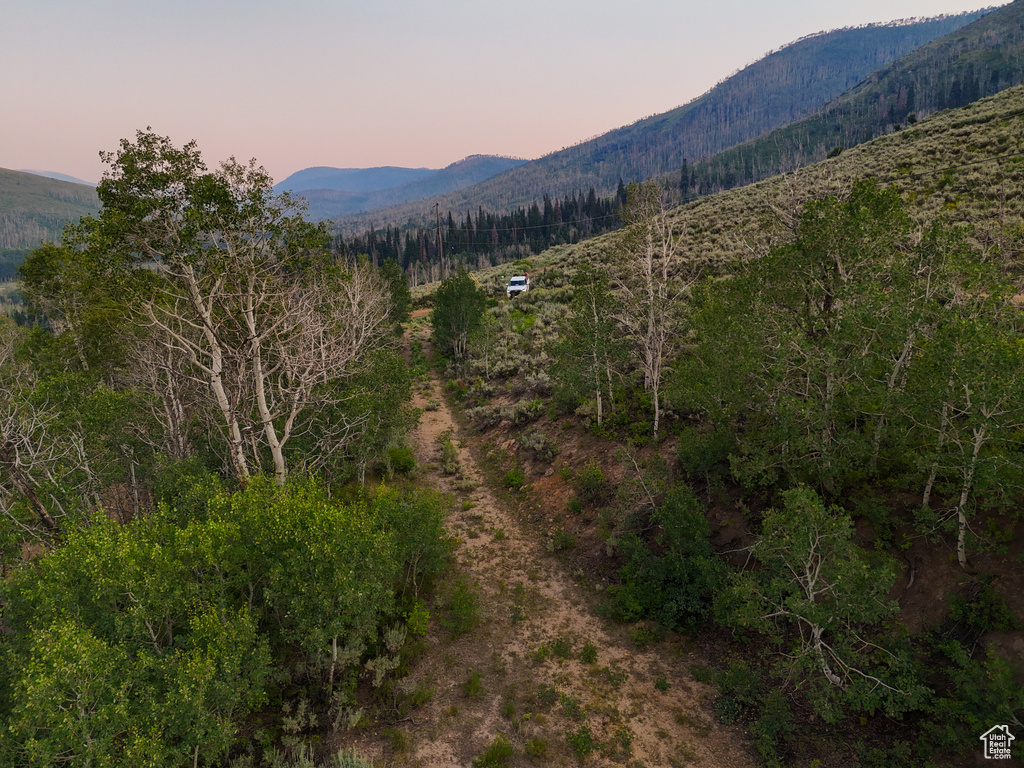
0, 477, 451, 766
441, 578, 480, 637
573, 459, 607, 504
560, 693, 584, 721
579, 641, 598, 664
676, 425, 735, 481
712, 661, 762, 724
525, 737, 549, 759
547, 528, 577, 552
949, 583, 1019, 632
536, 685, 558, 708
750, 689, 794, 768
472, 735, 514, 767
440, 438, 460, 475
462, 670, 485, 698
924, 641, 1024, 756
550, 637, 572, 659
503, 467, 526, 489
387, 445, 417, 476
608, 486, 725, 634
566, 725, 596, 758
629, 624, 660, 647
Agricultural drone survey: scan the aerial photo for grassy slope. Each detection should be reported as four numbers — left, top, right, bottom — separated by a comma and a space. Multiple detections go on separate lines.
535, 83, 1024, 278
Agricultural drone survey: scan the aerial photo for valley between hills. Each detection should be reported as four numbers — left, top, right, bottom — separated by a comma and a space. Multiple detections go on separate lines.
1, 5, 1023, 768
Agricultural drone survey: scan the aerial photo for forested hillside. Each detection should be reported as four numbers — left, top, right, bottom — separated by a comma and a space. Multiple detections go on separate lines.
0, 168, 100, 279
333, 186, 625, 286
680, 0, 1024, 197
337, 9, 990, 233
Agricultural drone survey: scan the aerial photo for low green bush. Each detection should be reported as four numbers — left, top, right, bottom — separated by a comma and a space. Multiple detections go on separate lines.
566, 725, 596, 758
388, 445, 417, 475
472, 735, 513, 767
503, 467, 526, 489
0, 477, 451, 766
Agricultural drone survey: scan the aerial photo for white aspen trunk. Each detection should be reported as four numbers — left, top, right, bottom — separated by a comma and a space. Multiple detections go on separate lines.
183, 268, 249, 483
653, 387, 661, 437
870, 328, 917, 473
250, 333, 287, 484
812, 625, 845, 687
606, 362, 615, 414
242, 277, 288, 485
329, 635, 338, 687
955, 425, 986, 568
923, 398, 951, 508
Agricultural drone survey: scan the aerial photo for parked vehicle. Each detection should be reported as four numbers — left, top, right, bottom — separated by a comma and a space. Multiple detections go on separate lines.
506, 274, 530, 298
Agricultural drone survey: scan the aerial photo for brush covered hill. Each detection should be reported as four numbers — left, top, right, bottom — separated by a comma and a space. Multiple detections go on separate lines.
682, 0, 1024, 196
0, 168, 100, 279
279, 155, 527, 221
536, 81, 1024, 280
434, 84, 1024, 766
337, 9, 990, 233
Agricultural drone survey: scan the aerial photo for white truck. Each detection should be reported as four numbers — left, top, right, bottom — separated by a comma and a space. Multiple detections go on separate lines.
506, 274, 530, 299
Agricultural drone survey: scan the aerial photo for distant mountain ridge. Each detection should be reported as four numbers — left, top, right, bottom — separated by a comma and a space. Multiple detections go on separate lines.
19, 170, 96, 187
677, 0, 1024, 196
335, 9, 993, 233
0, 7, 1007, 266
277, 155, 527, 220
274, 166, 434, 195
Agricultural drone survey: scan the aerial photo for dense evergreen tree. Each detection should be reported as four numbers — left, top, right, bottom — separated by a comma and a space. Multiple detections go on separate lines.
333, 189, 623, 278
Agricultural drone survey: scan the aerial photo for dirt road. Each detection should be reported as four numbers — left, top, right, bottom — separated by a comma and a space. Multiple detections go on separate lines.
349, 314, 756, 767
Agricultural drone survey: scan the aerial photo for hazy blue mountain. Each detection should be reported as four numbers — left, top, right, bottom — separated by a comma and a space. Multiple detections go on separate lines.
274, 166, 434, 195
285, 155, 527, 221
20, 169, 96, 187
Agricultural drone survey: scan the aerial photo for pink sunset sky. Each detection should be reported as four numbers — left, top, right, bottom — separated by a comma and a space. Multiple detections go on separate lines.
1, 0, 1008, 186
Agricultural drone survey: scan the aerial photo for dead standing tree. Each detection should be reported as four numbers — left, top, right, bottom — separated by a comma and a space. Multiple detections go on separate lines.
95, 131, 393, 486
613, 181, 696, 437
0, 326, 96, 534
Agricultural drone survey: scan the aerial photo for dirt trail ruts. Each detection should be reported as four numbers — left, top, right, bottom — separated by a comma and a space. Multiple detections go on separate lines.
348, 313, 756, 767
